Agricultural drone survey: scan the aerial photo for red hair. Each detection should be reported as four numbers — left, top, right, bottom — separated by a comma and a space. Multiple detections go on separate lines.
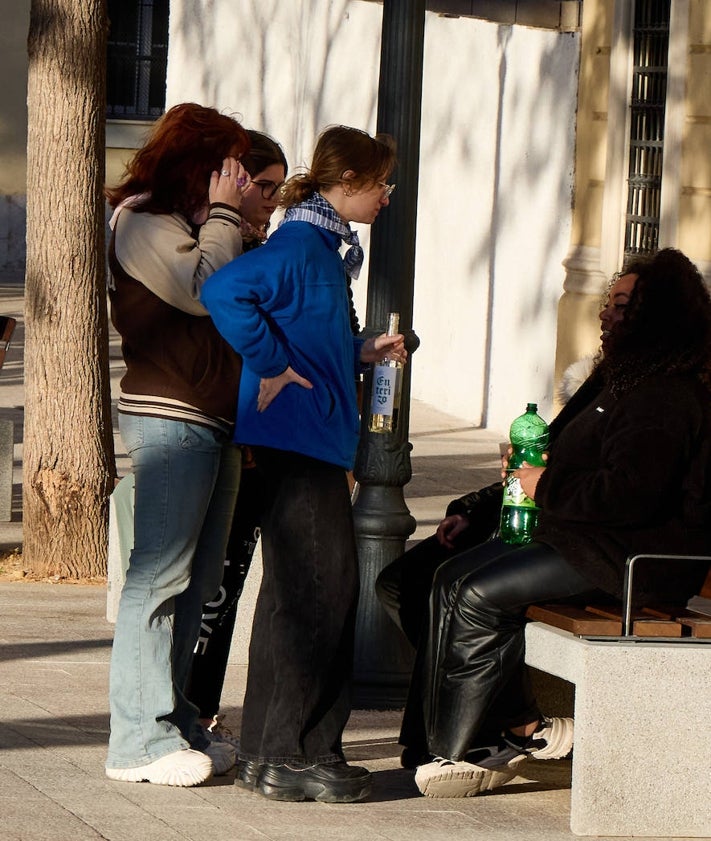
106, 102, 250, 219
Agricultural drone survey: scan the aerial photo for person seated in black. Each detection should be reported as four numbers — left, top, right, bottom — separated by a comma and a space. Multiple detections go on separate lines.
377, 248, 711, 798
376, 369, 604, 650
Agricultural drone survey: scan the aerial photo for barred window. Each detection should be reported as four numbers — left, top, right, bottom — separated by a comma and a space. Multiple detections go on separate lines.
623, 0, 671, 258
107, 0, 169, 120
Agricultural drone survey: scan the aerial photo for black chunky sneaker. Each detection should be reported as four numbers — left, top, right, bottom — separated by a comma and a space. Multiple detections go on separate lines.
256, 760, 372, 803
234, 758, 262, 791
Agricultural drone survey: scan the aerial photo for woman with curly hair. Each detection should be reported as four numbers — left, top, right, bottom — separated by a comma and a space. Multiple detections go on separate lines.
406, 247, 711, 799
105, 103, 251, 787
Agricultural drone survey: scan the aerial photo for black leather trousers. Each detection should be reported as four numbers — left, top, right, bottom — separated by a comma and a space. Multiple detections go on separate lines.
401, 538, 595, 761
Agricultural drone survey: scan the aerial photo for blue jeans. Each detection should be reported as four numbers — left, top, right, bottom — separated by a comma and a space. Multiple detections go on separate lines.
239, 447, 359, 765
106, 414, 241, 769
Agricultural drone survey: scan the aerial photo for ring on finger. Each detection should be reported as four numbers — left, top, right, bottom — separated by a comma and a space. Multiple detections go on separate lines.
221, 169, 230, 177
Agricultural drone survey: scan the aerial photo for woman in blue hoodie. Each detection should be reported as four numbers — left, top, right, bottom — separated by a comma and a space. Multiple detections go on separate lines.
201, 125, 405, 803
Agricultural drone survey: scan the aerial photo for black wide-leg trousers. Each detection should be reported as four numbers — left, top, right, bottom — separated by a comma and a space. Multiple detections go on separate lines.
238, 447, 359, 765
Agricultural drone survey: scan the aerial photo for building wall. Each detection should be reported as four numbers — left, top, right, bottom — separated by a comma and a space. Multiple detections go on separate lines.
555, 0, 711, 408
167, 0, 580, 431
678, 0, 711, 264
0, 0, 30, 278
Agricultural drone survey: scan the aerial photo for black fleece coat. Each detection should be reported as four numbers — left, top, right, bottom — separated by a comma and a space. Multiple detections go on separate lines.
534, 373, 711, 604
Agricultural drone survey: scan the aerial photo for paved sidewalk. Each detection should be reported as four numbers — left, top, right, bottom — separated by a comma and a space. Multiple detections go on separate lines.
0, 280, 679, 840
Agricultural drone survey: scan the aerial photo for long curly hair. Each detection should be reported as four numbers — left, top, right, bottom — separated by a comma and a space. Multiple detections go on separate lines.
105, 102, 250, 220
281, 125, 396, 208
600, 248, 711, 396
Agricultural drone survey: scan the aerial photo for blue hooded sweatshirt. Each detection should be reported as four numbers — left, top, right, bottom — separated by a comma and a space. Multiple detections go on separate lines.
200, 220, 365, 470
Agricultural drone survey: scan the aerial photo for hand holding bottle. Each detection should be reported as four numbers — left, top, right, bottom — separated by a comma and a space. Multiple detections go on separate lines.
360, 333, 407, 364
514, 461, 546, 499
501, 449, 547, 498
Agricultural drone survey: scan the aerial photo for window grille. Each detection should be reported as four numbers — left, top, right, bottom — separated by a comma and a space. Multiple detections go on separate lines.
623, 0, 671, 257
107, 0, 169, 120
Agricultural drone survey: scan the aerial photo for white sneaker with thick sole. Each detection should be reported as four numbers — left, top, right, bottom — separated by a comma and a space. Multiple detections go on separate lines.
414, 747, 528, 798
201, 739, 236, 775
106, 749, 213, 786
528, 716, 574, 759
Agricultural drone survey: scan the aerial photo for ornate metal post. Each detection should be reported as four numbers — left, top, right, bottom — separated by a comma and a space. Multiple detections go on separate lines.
352, 0, 426, 708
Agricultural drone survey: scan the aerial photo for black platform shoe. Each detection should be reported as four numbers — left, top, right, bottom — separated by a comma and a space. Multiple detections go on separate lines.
256, 760, 372, 803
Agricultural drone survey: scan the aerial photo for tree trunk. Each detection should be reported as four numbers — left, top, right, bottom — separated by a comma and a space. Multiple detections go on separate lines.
24, 0, 115, 579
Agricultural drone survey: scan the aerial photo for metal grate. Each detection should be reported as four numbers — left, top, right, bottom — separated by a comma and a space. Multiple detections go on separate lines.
623, 0, 671, 258
106, 0, 169, 120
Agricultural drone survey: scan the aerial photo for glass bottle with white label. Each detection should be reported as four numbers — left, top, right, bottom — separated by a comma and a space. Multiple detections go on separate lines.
369, 312, 403, 434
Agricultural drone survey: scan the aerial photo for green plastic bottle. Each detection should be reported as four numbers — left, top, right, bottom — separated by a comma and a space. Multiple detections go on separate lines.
499, 403, 549, 545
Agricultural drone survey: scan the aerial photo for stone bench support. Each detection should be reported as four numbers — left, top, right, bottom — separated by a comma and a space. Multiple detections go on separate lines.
525, 621, 711, 837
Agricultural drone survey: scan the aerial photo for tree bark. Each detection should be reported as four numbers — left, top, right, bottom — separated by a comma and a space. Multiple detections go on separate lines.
24, 0, 115, 578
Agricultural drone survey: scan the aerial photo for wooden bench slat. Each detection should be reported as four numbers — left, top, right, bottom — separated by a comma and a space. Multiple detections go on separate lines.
676, 614, 711, 638
631, 618, 683, 637
584, 603, 684, 635
526, 563, 711, 639
525, 604, 621, 636
525, 603, 693, 637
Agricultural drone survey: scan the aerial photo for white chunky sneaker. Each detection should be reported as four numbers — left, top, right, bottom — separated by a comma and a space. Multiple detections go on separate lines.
414, 746, 528, 798
506, 716, 574, 759
201, 739, 236, 775
106, 748, 213, 786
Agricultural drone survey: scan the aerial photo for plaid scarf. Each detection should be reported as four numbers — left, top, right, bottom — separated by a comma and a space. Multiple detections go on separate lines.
282, 192, 364, 280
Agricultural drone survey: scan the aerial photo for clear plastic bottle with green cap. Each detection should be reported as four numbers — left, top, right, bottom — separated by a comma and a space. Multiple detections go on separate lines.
499, 402, 549, 544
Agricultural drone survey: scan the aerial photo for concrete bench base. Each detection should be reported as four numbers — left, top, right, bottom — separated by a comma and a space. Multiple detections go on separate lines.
524, 621, 711, 837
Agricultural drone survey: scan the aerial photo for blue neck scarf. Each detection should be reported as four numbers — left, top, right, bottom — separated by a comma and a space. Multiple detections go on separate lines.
282, 192, 364, 280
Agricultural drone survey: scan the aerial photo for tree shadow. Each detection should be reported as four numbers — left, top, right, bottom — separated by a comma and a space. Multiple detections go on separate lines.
0, 636, 113, 663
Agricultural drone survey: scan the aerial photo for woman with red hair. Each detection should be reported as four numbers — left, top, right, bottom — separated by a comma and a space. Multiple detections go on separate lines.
105, 103, 250, 787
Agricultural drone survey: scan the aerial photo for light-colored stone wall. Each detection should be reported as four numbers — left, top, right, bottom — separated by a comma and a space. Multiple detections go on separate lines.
568, 0, 611, 253
679, 0, 711, 264
553, 0, 612, 399
0, 0, 30, 276
555, 0, 711, 410
0, 1, 29, 195
167, 0, 580, 431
